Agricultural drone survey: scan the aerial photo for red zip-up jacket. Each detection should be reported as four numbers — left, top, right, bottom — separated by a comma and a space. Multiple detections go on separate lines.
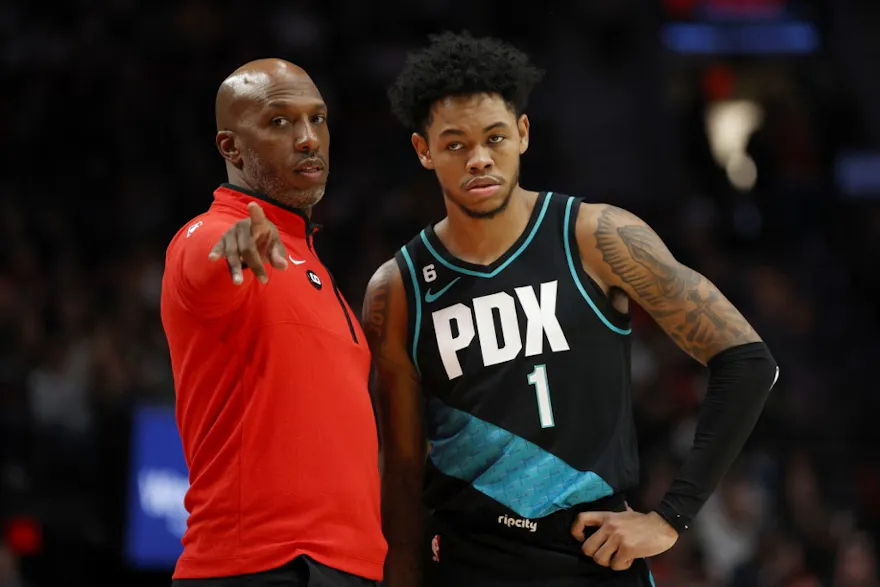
160, 184, 386, 580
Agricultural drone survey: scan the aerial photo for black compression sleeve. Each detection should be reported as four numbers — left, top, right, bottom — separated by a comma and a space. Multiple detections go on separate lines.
653, 341, 779, 534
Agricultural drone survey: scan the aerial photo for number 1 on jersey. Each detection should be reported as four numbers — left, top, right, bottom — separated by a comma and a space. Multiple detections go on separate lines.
527, 364, 555, 428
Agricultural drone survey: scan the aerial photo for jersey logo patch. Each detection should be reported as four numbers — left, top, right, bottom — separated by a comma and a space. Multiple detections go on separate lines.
306, 270, 322, 290
425, 277, 461, 303
186, 221, 203, 238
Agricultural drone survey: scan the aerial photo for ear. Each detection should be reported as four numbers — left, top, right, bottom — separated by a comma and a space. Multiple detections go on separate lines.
518, 114, 530, 155
412, 133, 434, 170
216, 130, 243, 168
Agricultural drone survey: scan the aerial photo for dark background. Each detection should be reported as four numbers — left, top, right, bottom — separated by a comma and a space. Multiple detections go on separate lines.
2, 1, 880, 585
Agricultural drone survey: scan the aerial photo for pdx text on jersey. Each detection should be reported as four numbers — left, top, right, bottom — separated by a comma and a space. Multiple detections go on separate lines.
431, 280, 570, 380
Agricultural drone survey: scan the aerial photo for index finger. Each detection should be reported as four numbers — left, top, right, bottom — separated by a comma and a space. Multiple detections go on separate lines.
572, 511, 608, 541
248, 202, 268, 228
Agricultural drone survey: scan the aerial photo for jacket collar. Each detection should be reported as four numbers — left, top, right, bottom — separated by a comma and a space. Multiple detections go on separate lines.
211, 183, 321, 238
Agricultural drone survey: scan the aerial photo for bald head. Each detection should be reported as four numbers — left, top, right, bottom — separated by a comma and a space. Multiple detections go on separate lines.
215, 58, 318, 132
214, 58, 330, 211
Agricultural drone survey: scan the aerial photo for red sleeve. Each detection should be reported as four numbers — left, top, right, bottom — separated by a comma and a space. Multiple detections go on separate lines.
167, 216, 257, 317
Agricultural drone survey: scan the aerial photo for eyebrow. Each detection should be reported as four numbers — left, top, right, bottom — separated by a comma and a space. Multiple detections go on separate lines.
265, 99, 327, 111
439, 121, 510, 137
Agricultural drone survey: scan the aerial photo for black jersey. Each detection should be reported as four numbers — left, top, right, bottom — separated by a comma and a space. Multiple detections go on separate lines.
394, 192, 639, 528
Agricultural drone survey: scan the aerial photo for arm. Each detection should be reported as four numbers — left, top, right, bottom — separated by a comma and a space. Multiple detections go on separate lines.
571, 204, 778, 565
175, 202, 288, 317
579, 204, 763, 364
174, 219, 257, 316
362, 259, 425, 587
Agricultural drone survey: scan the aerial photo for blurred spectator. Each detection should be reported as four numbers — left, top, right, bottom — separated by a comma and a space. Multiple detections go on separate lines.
0, 542, 29, 587
696, 465, 767, 584
834, 532, 879, 587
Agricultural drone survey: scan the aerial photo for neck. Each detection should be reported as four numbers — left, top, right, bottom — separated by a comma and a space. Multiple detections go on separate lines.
270, 193, 313, 219
438, 186, 537, 266
226, 170, 313, 219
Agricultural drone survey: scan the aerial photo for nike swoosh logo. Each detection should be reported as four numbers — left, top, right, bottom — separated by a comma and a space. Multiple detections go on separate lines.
288, 256, 307, 265
425, 277, 461, 303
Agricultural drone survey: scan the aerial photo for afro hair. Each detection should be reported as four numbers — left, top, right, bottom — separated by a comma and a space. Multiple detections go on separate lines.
388, 31, 545, 134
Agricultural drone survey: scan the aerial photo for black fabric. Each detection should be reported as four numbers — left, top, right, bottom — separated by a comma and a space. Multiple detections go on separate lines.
170, 556, 379, 587
423, 513, 655, 586
654, 341, 779, 534
393, 192, 639, 518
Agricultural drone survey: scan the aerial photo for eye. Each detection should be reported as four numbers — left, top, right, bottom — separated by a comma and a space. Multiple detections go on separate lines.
311, 114, 326, 124
488, 135, 506, 144
446, 142, 464, 151
271, 117, 289, 127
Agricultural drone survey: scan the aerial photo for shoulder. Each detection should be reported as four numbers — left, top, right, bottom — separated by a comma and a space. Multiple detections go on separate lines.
537, 192, 648, 234
162, 210, 244, 296
362, 258, 410, 351
573, 203, 672, 285
166, 210, 240, 257
574, 202, 648, 236
364, 258, 404, 299
573, 202, 669, 263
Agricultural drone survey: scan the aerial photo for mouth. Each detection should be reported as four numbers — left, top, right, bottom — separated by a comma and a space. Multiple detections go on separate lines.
465, 177, 502, 198
293, 159, 326, 179
466, 177, 502, 190
465, 176, 502, 196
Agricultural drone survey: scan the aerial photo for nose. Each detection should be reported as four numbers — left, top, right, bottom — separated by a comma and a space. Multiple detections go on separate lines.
467, 145, 494, 173
294, 120, 320, 153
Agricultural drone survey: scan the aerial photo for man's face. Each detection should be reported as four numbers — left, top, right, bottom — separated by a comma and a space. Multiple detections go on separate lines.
413, 93, 529, 219
225, 73, 330, 208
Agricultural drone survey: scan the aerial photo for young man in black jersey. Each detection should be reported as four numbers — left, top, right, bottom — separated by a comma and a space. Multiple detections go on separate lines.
362, 32, 779, 587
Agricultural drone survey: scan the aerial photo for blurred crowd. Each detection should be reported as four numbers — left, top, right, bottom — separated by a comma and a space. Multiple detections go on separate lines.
2, 1, 880, 586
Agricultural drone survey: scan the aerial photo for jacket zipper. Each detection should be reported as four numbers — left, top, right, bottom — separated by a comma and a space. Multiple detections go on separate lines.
328, 269, 359, 343
306, 230, 359, 344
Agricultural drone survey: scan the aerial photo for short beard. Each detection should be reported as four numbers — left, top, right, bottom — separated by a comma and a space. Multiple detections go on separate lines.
245, 148, 326, 209
447, 169, 518, 220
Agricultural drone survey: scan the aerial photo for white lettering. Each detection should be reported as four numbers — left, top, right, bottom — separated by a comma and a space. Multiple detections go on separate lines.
473, 292, 522, 367
432, 303, 475, 380
497, 514, 538, 532
515, 281, 570, 356
430, 282, 569, 381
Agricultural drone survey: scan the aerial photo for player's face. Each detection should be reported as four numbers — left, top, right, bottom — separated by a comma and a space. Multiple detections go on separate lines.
229, 73, 330, 208
414, 93, 530, 219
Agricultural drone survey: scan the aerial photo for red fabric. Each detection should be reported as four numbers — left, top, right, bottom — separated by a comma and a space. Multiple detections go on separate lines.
161, 185, 386, 580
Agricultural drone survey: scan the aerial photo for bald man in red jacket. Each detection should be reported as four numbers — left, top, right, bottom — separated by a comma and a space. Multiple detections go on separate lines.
161, 58, 387, 587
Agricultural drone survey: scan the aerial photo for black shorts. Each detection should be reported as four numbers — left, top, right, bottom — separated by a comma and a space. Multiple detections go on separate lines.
423, 507, 656, 587
425, 559, 654, 587
170, 556, 379, 587
426, 559, 655, 587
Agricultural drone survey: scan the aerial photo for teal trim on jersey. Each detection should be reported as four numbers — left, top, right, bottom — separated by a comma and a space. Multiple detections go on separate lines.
563, 197, 632, 336
419, 192, 554, 278
399, 247, 422, 376
426, 397, 614, 518
649, 571, 656, 586
425, 277, 461, 303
